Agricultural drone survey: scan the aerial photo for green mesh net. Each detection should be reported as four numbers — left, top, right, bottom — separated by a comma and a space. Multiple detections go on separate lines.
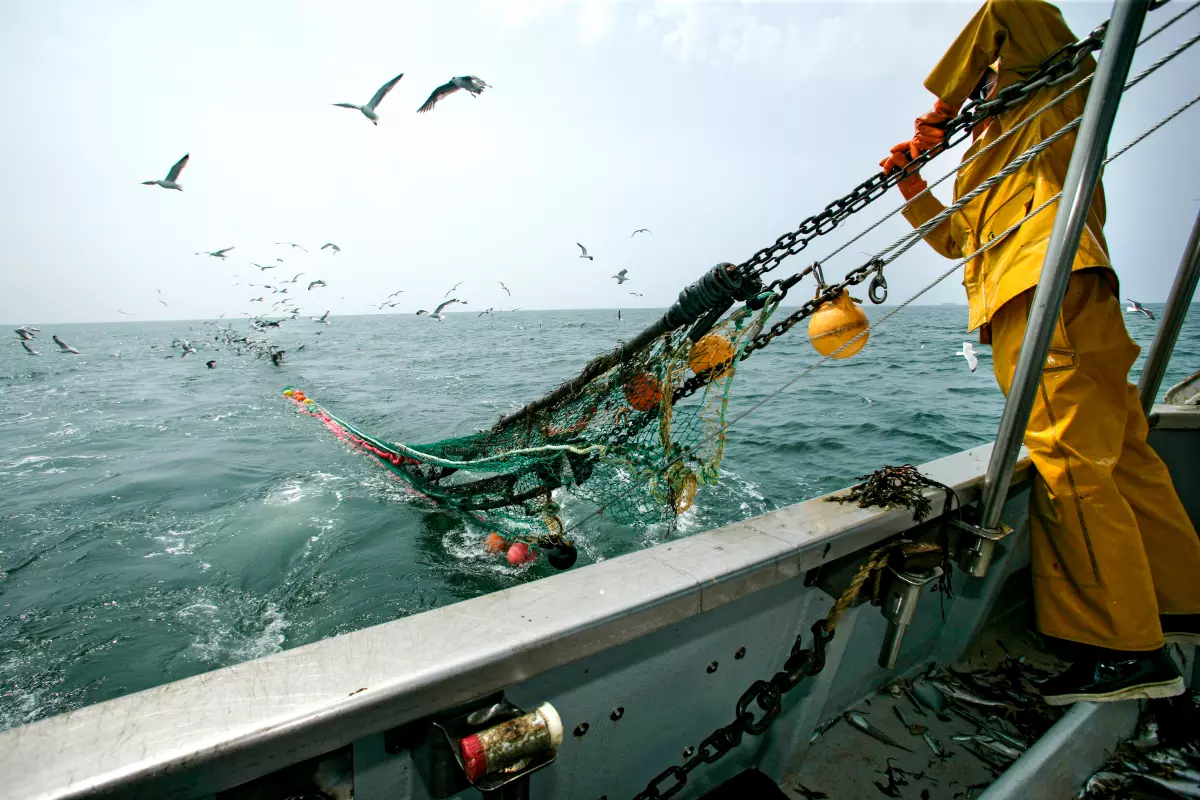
285, 264, 772, 560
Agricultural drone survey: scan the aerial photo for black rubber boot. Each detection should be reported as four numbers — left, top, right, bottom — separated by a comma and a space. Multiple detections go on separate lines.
1161, 613, 1200, 646
1039, 647, 1184, 706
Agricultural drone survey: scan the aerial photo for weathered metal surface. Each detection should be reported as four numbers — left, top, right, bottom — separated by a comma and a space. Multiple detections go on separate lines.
0, 444, 1025, 800
977, 701, 1139, 800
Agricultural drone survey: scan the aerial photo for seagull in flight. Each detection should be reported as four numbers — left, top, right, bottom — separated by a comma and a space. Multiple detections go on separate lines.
1125, 299, 1156, 320
52, 335, 79, 354
387, 289, 405, 298
308, 280, 327, 291
20, 340, 40, 356
631, 228, 651, 237
417, 299, 460, 321
629, 292, 644, 297
158, 299, 168, 307
956, 342, 978, 372
417, 76, 491, 114
276, 242, 308, 252
444, 281, 464, 298
478, 308, 495, 317
251, 262, 276, 271
612, 269, 629, 284
333, 72, 404, 125
197, 247, 235, 259
312, 310, 331, 324
498, 281, 511, 296
117, 309, 135, 316
142, 153, 189, 191
577, 243, 593, 261
320, 243, 341, 254
15, 327, 36, 340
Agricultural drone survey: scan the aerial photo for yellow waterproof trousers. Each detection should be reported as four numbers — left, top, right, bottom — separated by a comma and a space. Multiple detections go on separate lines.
990, 270, 1200, 651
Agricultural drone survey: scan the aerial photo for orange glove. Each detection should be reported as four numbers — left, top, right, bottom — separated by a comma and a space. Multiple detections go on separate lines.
912, 98, 961, 151
879, 142, 927, 201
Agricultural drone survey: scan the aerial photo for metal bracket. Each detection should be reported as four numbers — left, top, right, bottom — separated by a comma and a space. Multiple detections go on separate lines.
405, 693, 560, 797
946, 516, 1014, 578
877, 563, 944, 669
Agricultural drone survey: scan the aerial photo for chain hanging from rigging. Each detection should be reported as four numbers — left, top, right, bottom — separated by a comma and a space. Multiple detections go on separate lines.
734, 17, 1113, 280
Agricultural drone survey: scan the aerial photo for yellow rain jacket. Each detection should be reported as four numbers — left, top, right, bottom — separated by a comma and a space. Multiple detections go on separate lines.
900, 0, 1114, 333
900, 0, 1200, 651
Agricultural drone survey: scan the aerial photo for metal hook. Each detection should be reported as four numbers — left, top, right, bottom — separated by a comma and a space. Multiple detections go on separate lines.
811, 262, 827, 290
869, 273, 888, 304
867, 261, 888, 304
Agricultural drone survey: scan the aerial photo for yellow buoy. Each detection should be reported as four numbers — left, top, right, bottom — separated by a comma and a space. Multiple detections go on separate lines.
303, 398, 314, 405
688, 334, 735, 379
808, 292, 869, 358
283, 389, 294, 397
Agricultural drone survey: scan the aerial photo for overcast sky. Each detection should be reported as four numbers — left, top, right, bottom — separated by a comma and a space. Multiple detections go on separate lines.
1, 1, 1197, 324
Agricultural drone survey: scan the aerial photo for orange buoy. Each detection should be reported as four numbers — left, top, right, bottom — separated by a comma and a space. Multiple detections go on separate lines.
688, 334, 736, 379
624, 372, 663, 412
808, 292, 869, 358
484, 532, 507, 554
507, 542, 536, 566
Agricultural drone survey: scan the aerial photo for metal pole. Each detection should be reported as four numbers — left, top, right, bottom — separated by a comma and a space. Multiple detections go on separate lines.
1137, 208, 1200, 414
978, 0, 1148, 531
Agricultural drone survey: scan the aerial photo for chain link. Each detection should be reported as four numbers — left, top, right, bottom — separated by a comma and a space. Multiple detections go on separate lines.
629, 621, 832, 800
735, 20, 1109, 280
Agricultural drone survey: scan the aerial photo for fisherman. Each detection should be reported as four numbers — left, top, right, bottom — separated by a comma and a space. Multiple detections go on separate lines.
880, 0, 1200, 704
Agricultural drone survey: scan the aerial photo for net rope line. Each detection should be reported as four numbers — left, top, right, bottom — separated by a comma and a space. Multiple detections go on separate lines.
316, 406, 609, 469
558, 89, 1200, 538
874, 27, 1200, 269
817, 0, 1200, 268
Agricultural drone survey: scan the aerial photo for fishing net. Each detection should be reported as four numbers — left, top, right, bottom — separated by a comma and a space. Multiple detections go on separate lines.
285, 264, 773, 557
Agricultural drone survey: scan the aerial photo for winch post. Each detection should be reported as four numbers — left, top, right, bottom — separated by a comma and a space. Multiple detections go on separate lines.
877, 563, 944, 669
947, 517, 1013, 578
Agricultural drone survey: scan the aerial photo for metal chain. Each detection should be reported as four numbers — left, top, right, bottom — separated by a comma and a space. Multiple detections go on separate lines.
630, 620, 834, 800
667, 15, 1200, 406
736, 17, 1114, 279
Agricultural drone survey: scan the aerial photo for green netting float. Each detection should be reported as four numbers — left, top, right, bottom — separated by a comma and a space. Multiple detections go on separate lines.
283, 263, 774, 571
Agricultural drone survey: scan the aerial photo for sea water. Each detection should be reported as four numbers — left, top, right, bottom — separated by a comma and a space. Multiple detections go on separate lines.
0, 305, 1195, 729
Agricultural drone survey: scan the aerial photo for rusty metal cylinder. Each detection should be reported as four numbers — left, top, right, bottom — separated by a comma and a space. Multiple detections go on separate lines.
459, 702, 563, 782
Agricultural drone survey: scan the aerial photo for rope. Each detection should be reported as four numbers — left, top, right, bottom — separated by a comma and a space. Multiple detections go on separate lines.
822, 542, 893, 633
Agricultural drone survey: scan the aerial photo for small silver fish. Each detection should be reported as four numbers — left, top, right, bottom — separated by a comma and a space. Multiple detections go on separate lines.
928, 678, 1009, 709
1138, 775, 1200, 799
893, 705, 927, 736
809, 714, 841, 744
960, 734, 1021, 761
1079, 771, 1132, 798
844, 711, 913, 753
922, 731, 950, 760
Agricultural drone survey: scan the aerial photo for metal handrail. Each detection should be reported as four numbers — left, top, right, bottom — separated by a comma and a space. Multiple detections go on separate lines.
1138, 208, 1200, 413
979, 0, 1149, 532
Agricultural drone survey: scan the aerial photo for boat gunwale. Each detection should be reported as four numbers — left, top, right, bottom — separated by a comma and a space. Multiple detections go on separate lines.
0, 442, 1031, 800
